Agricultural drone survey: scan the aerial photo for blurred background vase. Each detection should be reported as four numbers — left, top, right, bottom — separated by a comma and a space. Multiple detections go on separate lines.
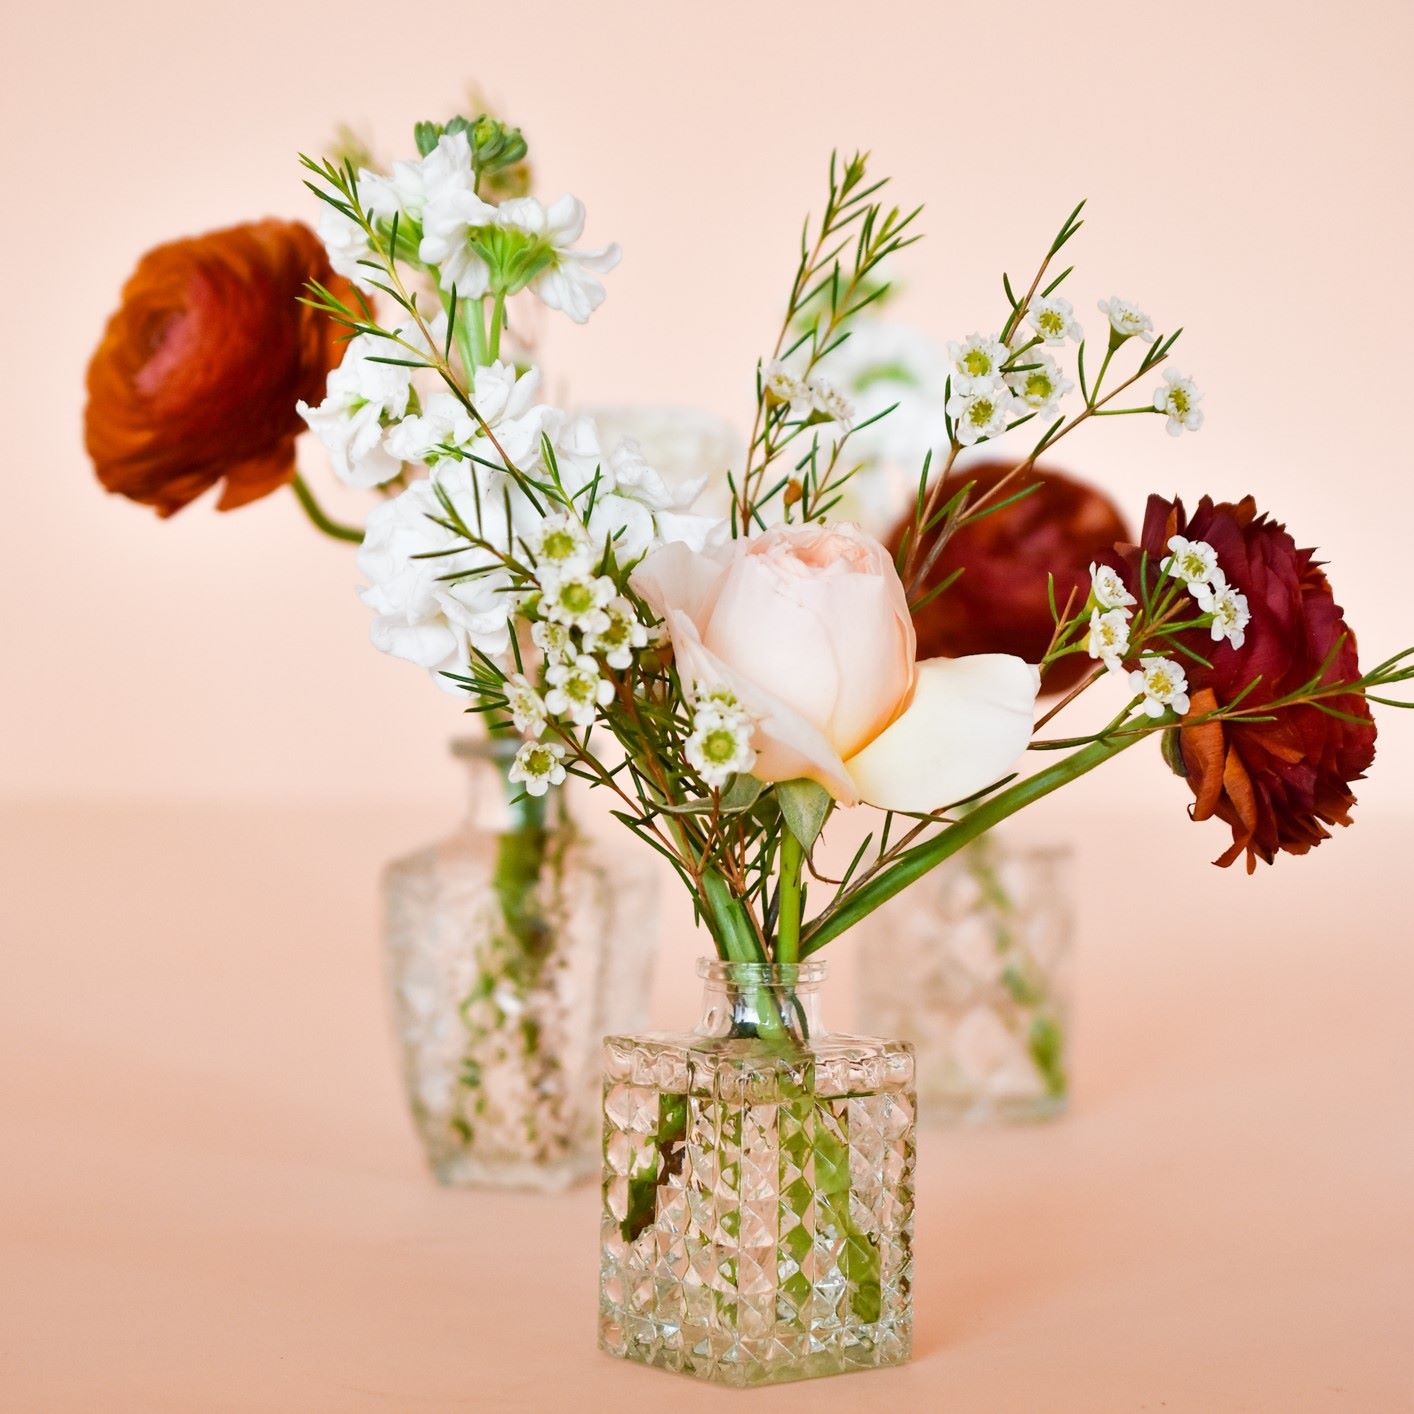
383, 736, 657, 1190
856, 838, 1073, 1124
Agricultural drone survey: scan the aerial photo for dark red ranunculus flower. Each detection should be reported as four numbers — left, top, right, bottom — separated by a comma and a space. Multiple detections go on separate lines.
888, 461, 1131, 694
85, 220, 350, 516
1123, 494, 1377, 872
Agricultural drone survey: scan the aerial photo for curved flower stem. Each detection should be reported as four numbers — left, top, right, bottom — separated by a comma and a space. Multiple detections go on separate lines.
289, 473, 363, 543
799, 728, 1143, 956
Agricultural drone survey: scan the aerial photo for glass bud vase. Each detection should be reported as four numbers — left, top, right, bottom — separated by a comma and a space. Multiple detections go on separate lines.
856, 837, 1073, 1125
383, 737, 656, 1191
599, 960, 915, 1387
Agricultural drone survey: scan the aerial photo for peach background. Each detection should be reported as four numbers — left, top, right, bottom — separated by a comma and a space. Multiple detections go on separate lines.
3, 1, 1413, 1409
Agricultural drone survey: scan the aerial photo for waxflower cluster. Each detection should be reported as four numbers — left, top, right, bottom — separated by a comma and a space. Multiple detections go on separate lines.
761, 360, 855, 434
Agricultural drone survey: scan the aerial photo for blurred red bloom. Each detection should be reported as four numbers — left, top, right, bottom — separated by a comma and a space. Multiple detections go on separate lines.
85, 220, 349, 516
1125, 494, 1377, 871
889, 461, 1131, 694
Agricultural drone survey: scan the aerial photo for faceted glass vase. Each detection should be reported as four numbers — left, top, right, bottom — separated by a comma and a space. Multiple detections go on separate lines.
599, 960, 915, 1387
856, 837, 1072, 1125
384, 737, 656, 1191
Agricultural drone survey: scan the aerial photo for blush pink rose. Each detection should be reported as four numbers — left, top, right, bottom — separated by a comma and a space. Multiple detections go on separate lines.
631, 522, 1040, 810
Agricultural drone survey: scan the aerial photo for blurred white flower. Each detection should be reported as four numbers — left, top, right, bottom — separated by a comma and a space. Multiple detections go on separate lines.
1097, 296, 1155, 344
505, 673, 547, 737
1028, 296, 1083, 346
1153, 369, 1204, 436
809, 377, 855, 432
762, 360, 808, 406
531, 618, 575, 665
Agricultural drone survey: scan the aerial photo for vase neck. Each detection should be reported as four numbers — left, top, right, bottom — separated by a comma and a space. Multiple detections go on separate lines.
450, 736, 548, 833
694, 959, 829, 1043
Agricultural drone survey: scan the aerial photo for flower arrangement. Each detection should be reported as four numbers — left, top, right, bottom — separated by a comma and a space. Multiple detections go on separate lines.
286, 120, 1408, 966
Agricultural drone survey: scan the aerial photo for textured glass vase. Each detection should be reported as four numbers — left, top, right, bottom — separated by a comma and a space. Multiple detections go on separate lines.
383, 737, 656, 1191
599, 960, 915, 1387
856, 837, 1072, 1124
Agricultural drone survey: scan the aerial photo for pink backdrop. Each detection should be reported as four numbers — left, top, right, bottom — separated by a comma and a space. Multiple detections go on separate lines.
4, 0, 1412, 818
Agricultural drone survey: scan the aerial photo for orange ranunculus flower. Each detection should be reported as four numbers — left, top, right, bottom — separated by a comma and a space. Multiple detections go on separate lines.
84, 220, 351, 516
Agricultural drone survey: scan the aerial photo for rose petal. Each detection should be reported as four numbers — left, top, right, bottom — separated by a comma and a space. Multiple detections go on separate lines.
629, 540, 730, 631
844, 654, 1040, 811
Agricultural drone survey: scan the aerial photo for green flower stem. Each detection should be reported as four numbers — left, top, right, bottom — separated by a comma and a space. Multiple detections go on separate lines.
487, 290, 506, 363
799, 729, 1142, 956
703, 871, 792, 1043
776, 834, 804, 966
289, 473, 363, 543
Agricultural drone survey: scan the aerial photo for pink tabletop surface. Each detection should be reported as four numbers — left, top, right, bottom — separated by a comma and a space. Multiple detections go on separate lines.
2, 800, 1411, 1413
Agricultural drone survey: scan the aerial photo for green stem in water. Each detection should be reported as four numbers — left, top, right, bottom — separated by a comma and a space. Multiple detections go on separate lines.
289, 473, 362, 544
800, 729, 1142, 956
776, 833, 804, 965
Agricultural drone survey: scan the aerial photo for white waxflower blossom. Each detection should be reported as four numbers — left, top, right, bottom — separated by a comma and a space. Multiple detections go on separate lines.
946, 333, 1010, 394
541, 570, 615, 631
808, 377, 855, 432
504, 674, 547, 738
582, 596, 649, 670
1162, 535, 1220, 588
356, 471, 514, 683
1130, 655, 1191, 718
1006, 350, 1074, 413
685, 708, 757, 788
1087, 608, 1133, 672
695, 682, 748, 719
496, 194, 621, 323
1193, 575, 1251, 649
297, 332, 416, 488
946, 386, 1017, 446
545, 654, 615, 726
1090, 563, 1137, 611
1028, 296, 1083, 346
1097, 296, 1155, 344
531, 618, 575, 665
508, 740, 566, 797
417, 132, 499, 296
528, 512, 594, 579
1153, 369, 1204, 437
762, 359, 808, 406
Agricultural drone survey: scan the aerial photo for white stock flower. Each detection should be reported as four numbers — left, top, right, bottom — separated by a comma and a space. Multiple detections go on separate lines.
508, 740, 566, 797
1097, 296, 1155, 344
1028, 296, 1083, 346
1162, 535, 1220, 588
946, 385, 1016, 446
504, 673, 547, 737
497, 194, 621, 323
541, 569, 615, 630
545, 653, 615, 726
297, 333, 416, 488
946, 333, 1010, 394
1193, 575, 1251, 649
531, 618, 575, 664
582, 596, 649, 670
417, 132, 499, 296
357, 472, 513, 683
1006, 350, 1074, 413
1090, 563, 1137, 611
1087, 608, 1132, 672
1130, 655, 1191, 718
1153, 370, 1204, 436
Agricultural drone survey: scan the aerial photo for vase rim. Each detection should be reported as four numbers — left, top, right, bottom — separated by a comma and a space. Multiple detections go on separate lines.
697, 958, 828, 985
